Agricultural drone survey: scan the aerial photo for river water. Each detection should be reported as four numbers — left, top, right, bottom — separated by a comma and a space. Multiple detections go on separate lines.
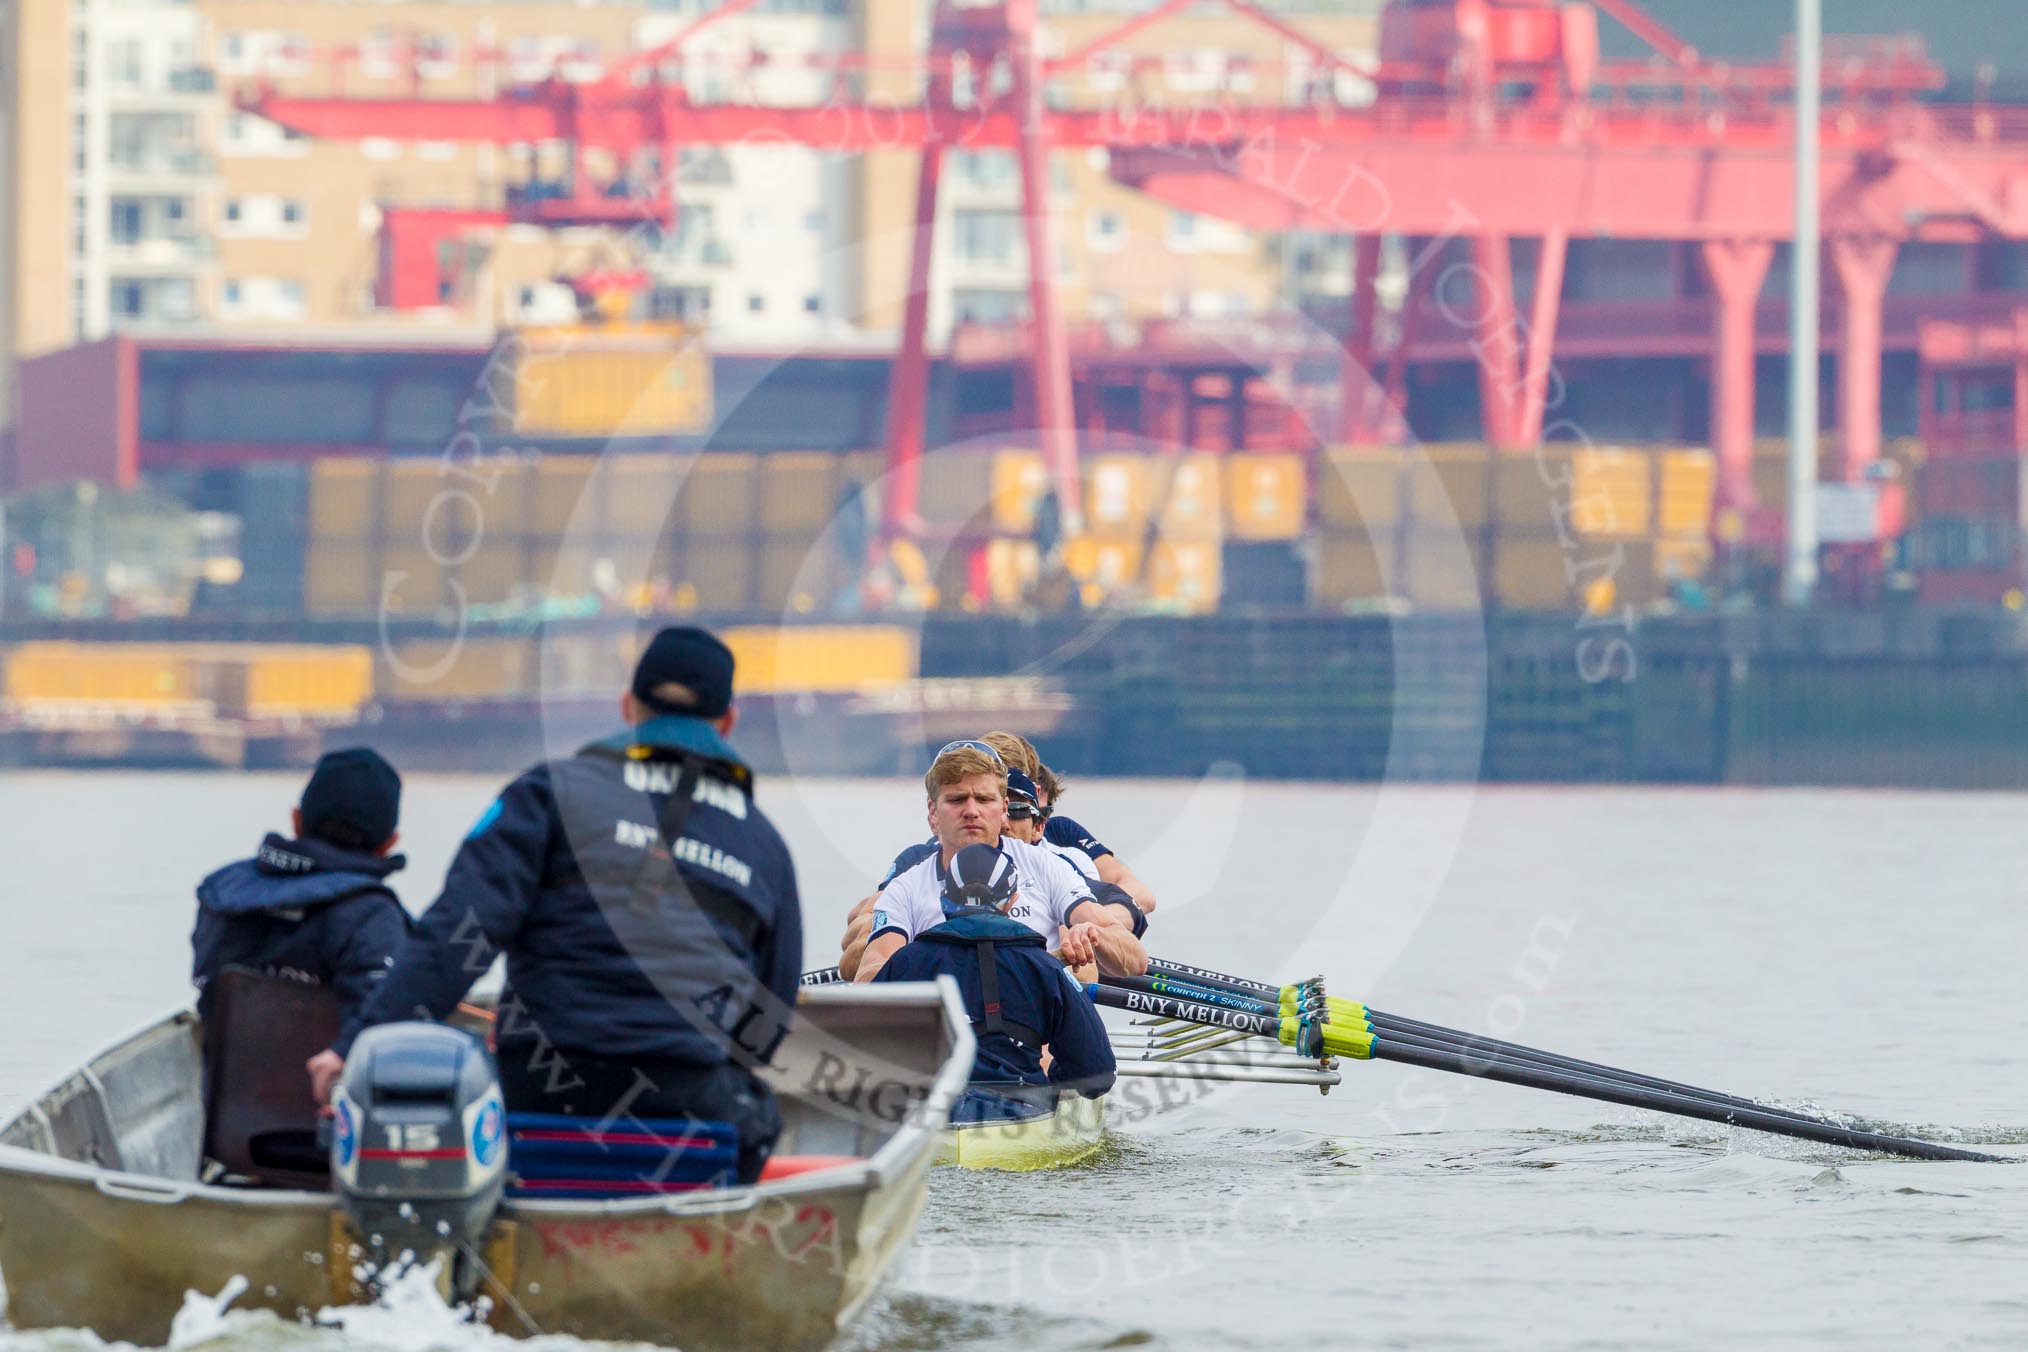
1, 771, 2024, 1350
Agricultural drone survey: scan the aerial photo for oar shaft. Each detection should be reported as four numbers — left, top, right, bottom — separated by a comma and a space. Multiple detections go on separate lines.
1149, 959, 1281, 999
1371, 1037, 1999, 1163
1086, 982, 1286, 1040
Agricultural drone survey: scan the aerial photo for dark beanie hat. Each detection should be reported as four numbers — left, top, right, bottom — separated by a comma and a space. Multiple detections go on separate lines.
632, 625, 735, 719
299, 747, 401, 851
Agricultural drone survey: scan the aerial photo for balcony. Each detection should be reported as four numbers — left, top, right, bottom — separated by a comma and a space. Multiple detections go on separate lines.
106, 149, 216, 181
105, 234, 216, 269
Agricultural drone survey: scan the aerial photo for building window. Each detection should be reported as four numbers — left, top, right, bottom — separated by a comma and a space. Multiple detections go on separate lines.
278, 280, 306, 316
110, 200, 144, 246
953, 288, 1027, 324
1088, 210, 1123, 252
223, 198, 242, 226
223, 279, 242, 308
111, 281, 146, 318
281, 198, 305, 227
747, 293, 766, 313
804, 294, 822, 314
954, 209, 1021, 266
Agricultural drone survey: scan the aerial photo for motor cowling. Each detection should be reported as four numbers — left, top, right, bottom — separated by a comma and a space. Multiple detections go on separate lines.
330, 1022, 505, 1269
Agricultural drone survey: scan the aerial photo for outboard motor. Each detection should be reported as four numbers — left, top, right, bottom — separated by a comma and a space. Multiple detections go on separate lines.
330, 1022, 506, 1285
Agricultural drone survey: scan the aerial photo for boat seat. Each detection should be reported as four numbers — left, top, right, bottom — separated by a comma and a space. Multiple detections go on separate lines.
200, 967, 340, 1190
505, 1113, 740, 1198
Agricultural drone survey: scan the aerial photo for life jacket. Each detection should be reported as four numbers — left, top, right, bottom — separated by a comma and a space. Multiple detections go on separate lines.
914, 908, 1049, 1052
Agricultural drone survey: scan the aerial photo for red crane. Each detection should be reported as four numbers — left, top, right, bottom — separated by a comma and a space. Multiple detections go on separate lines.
239, 0, 2028, 541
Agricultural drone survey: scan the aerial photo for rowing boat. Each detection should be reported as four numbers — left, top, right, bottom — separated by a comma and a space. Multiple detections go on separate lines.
936, 1090, 1107, 1171
0, 980, 977, 1350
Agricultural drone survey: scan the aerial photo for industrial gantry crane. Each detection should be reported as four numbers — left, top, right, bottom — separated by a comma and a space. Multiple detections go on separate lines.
240, 0, 2028, 544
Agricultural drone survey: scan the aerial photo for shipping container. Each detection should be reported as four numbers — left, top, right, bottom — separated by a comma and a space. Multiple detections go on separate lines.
990, 451, 1048, 533
1569, 447, 1652, 538
1221, 540, 1307, 607
530, 457, 598, 535
377, 635, 537, 702
303, 540, 377, 615
451, 539, 527, 607
675, 532, 757, 612
1147, 539, 1222, 612
722, 625, 916, 694
506, 325, 712, 439
1312, 530, 1393, 605
678, 454, 759, 538
5, 643, 202, 705
1406, 445, 1492, 530
1319, 448, 1404, 530
243, 647, 374, 718
1062, 534, 1143, 588
1222, 454, 1306, 540
1490, 532, 1575, 610
759, 452, 844, 535
755, 537, 837, 615
984, 537, 1041, 607
1403, 526, 1485, 610
1656, 450, 1716, 536
603, 453, 686, 538
1085, 455, 1151, 534
1148, 453, 1223, 540
308, 460, 379, 541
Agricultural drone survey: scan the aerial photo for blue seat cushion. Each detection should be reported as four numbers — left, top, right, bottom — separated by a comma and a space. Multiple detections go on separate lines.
505, 1113, 740, 1198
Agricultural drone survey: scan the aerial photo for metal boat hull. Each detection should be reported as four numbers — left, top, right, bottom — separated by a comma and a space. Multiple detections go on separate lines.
0, 983, 974, 1350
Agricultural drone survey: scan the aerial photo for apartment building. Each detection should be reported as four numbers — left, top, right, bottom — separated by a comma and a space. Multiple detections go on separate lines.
3, 0, 1379, 424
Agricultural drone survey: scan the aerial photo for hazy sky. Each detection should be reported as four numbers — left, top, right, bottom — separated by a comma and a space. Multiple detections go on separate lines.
1597, 1, 2027, 87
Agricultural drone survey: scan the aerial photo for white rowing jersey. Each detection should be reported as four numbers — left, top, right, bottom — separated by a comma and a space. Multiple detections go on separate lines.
869, 837, 1097, 946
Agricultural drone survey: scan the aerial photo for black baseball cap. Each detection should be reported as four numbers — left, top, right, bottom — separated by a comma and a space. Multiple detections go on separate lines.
632, 625, 735, 719
299, 747, 401, 851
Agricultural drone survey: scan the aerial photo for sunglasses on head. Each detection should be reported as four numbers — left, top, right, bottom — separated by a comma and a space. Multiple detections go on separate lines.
1007, 802, 1039, 820
934, 739, 1005, 766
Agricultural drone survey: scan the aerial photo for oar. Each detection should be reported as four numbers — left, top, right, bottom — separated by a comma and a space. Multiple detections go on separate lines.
1089, 981, 2003, 1164
1148, 959, 1875, 1132
1116, 972, 1856, 1134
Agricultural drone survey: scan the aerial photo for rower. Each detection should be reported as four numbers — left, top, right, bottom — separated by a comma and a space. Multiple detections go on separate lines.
1002, 769, 1147, 942
1026, 755, 1158, 917
853, 742, 1148, 980
869, 842, 1115, 1121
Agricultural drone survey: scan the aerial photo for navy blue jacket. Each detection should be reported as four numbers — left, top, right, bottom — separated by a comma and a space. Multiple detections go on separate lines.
344, 717, 803, 1072
192, 833, 409, 1046
872, 912, 1115, 1097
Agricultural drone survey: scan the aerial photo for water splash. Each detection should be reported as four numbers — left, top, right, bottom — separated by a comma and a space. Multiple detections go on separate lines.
167, 1275, 249, 1347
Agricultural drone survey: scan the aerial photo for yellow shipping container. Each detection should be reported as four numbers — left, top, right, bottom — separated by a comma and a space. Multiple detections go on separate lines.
1147, 540, 1222, 612
1149, 453, 1223, 540
1319, 448, 1402, 530
244, 647, 373, 718
759, 453, 843, 535
1406, 446, 1491, 529
530, 458, 597, 535
678, 454, 758, 537
1223, 453, 1306, 540
5, 642, 201, 705
1493, 447, 1569, 533
1569, 447, 1652, 538
985, 537, 1041, 607
991, 451, 1049, 533
507, 326, 711, 439
378, 635, 536, 702
1312, 530, 1393, 604
1062, 533, 1143, 587
382, 460, 449, 541
303, 540, 377, 615
721, 625, 916, 694
308, 460, 380, 542
1085, 455, 1150, 534
1657, 450, 1716, 536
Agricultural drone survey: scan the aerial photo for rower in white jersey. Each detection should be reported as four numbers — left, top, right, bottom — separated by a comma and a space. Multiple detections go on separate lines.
854, 743, 1148, 982
1001, 769, 1147, 941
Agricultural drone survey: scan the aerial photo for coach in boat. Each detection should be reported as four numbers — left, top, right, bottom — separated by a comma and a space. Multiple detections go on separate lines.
869, 841, 1115, 1122
853, 742, 1148, 982
307, 625, 805, 1184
